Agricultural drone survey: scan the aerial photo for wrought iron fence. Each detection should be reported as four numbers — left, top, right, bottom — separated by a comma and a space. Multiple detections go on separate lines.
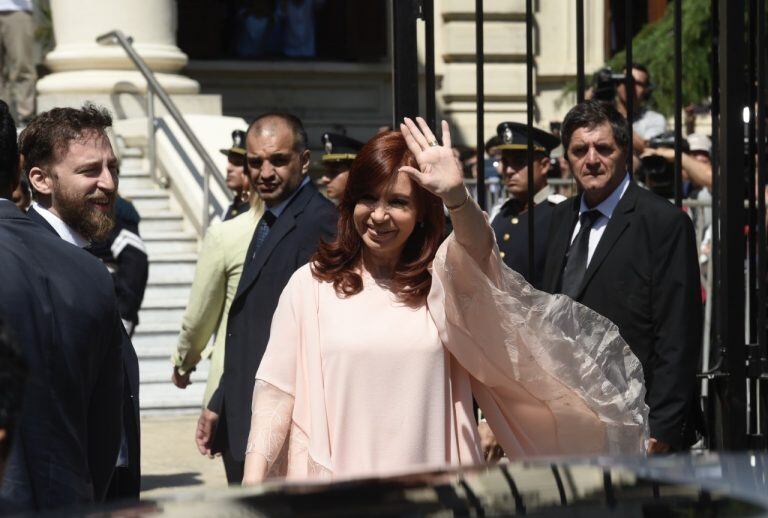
392, 0, 768, 451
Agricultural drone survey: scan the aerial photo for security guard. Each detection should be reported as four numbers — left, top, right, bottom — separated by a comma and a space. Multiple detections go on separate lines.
319, 132, 364, 203
220, 129, 251, 220
490, 121, 564, 288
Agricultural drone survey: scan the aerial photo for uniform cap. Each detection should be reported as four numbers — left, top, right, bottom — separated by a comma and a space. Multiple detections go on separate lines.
219, 129, 247, 156
496, 121, 560, 153
321, 132, 364, 162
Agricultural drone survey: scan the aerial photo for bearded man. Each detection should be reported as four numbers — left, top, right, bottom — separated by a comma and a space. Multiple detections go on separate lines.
18, 105, 141, 501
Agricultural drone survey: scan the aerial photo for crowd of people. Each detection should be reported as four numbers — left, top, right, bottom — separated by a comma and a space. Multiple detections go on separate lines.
0, 59, 710, 513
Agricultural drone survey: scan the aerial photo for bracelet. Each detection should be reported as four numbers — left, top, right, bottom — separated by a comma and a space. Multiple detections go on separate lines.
446, 188, 470, 212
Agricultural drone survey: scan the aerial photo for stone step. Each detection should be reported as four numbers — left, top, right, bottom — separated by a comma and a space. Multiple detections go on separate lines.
130, 190, 171, 212
119, 175, 157, 192
148, 253, 198, 284
144, 280, 192, 302
120, 156, 146, 172
140, 381, 206, 414
138, 298, 187, 326
140, 356, 210, 384
132, 322, 181, 359
139, 212, 186, 234
143, 233, 198, 256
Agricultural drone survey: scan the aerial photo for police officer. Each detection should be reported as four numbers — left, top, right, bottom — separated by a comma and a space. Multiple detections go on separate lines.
88, 194, 149, 337
318, 132, 363, 203
490, 121, 564, 288
220, 130, 251, 220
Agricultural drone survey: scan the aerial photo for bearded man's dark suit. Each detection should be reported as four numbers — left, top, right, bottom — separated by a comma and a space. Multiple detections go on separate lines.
0, 202, 124, 509
541, 180, 703, 449
207, 182, 337, 474
25, 205, 141, 499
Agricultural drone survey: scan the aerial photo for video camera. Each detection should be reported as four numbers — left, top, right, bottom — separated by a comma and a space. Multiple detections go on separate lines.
636, 132, 690, 198
591, 67, 626, 103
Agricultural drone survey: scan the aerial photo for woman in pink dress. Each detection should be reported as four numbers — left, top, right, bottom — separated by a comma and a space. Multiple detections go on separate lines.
242, 118, 648, 484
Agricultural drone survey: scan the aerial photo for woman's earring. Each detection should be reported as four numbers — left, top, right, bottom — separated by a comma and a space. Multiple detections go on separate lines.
418, 220, 425, 229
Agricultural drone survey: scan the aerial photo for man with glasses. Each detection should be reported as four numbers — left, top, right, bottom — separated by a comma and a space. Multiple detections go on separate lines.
616, 63, 667, 154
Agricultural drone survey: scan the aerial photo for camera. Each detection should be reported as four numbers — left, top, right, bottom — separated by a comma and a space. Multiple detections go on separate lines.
636, 132, 689, 198
592, 67, 625, 103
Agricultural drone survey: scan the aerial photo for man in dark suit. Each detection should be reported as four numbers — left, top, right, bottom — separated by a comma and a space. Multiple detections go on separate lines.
541, 100, 703, 453
196, 113, 338, 484
18, 105, 141, 500
0, 101, 125, 510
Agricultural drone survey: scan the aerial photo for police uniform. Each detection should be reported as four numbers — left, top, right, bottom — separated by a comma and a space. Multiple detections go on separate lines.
220, 130, 250, 221
490, 122, 564, 288
88, 195, 149, 335
319, 132, 364, 202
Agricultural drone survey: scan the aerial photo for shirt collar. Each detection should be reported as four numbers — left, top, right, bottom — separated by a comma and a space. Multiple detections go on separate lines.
266, 175, 310, 219
31, 201, 90, 248
579, 173, 630, 219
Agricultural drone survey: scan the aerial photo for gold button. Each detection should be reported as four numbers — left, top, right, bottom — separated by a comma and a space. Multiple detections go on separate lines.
500, 251, 506, 259
511, 217, 519, 225
503, 233, 510, 241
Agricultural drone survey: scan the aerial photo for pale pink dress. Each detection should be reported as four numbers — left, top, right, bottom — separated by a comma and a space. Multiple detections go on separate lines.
246, 232, 648, 481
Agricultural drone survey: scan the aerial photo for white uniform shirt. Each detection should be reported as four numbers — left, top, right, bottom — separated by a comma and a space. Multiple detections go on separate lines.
569, 173, 631, 266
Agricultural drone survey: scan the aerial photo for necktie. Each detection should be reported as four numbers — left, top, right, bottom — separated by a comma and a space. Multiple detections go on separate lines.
250, 211, 277, 260
560, 209, 601, 298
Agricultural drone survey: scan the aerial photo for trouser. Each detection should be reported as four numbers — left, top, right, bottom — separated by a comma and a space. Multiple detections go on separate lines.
214, 412, 245, 484
0, 10, 37, 122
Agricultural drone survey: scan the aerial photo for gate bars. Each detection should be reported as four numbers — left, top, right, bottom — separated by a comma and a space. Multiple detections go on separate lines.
390, 0, 768, 451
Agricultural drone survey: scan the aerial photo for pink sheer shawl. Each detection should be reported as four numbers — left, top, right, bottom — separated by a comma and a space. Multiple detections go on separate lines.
246, 233, 649, 480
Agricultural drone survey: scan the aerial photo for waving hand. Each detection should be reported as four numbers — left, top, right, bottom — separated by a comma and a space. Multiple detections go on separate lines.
399, 117, 468, 208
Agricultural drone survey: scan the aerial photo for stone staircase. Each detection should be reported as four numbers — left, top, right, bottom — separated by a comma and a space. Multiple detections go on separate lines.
119, 149, 209, 415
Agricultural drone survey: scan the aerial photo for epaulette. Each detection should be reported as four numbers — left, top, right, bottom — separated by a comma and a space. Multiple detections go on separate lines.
547, 194, 567, 205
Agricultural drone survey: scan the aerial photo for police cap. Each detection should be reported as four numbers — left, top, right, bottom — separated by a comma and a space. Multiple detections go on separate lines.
496, 122, 560, 153
219, 129, 247, 156
321, 132, 364, 162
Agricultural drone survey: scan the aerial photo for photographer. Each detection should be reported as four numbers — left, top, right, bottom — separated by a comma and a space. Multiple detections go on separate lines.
641, 133, 713, 191
592, 63, 666, 155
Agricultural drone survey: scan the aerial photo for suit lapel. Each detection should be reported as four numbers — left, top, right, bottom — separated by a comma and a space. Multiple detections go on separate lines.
233, 184, 316, 301
544, 198, 579, 293
575, 182, 639, 298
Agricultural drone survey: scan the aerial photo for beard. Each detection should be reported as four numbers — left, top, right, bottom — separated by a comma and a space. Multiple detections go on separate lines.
53, 185, 116, 242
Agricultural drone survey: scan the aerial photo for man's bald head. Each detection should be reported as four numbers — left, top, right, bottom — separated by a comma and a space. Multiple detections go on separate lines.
247, 113, 308, 153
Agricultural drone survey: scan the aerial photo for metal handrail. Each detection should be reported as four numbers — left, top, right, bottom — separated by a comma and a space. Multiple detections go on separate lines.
96, 30, 229, 232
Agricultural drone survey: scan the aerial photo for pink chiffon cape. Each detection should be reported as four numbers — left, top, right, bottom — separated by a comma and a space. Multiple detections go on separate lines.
246, 233, 649, 481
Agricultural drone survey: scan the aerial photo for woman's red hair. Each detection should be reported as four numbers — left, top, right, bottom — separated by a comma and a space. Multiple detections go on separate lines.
311, 131, 445, 305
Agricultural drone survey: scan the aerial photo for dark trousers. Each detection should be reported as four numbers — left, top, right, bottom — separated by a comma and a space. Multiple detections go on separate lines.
215, 412, 244, 485
105, 466, 139, 502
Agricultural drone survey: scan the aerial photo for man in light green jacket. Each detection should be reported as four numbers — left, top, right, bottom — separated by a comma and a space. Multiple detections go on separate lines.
171, 194, 264, 407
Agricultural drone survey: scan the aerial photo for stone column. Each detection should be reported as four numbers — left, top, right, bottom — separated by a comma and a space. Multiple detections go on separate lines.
37, 0, 204, 114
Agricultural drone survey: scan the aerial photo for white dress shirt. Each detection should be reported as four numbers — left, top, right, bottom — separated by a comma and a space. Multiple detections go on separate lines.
569, 173, 631, 266
31, 201, 89, 248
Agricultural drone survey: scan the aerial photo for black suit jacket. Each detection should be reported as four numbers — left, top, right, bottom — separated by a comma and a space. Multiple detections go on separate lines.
208, 183, 338, 461
25, 206, 141, 499
0, 202, 124, 509
541, 182, 703, 448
